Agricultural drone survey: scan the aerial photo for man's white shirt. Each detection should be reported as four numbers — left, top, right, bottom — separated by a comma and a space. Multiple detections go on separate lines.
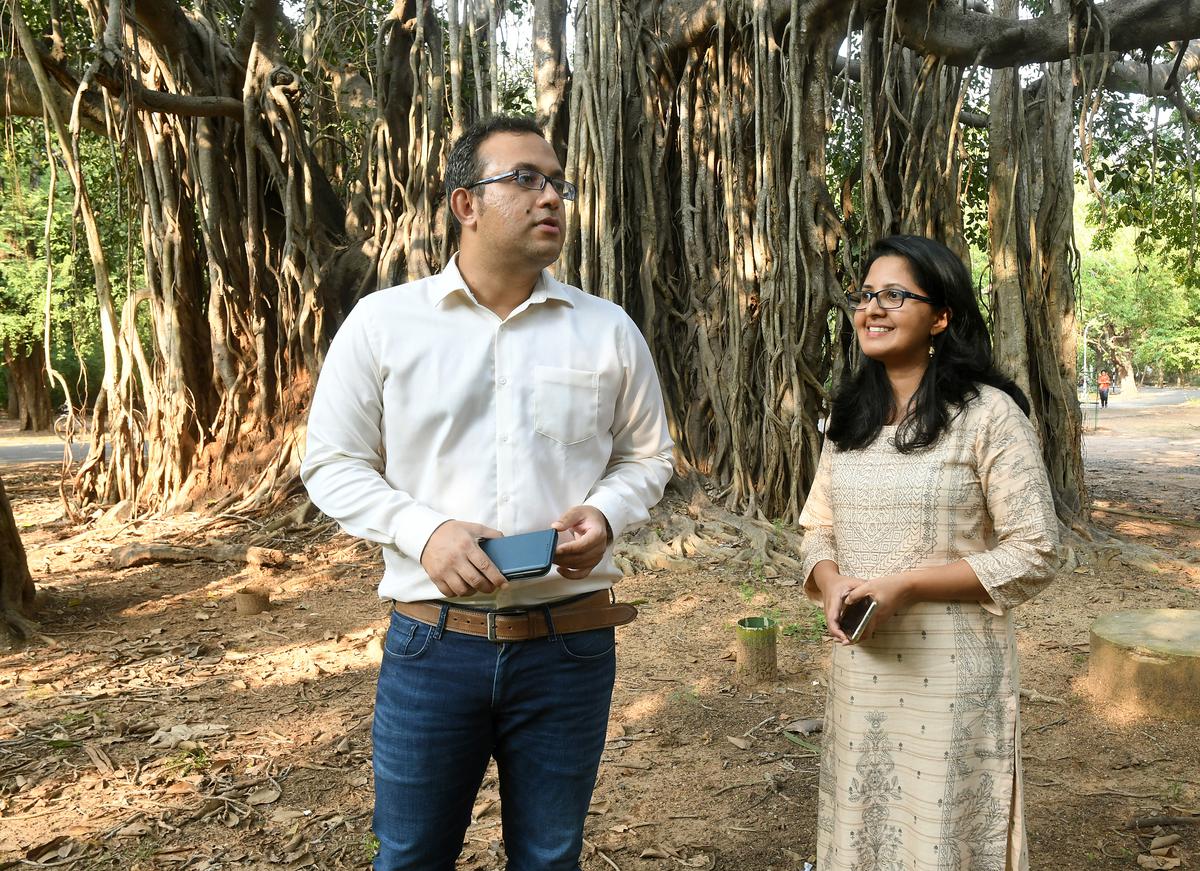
301, 257, 675, 606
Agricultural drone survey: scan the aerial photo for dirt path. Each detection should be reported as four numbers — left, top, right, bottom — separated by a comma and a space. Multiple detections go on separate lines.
2, 401, 1199, 870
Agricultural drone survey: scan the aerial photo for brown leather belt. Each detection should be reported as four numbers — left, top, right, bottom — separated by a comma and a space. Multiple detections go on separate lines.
392, 590, 638, 642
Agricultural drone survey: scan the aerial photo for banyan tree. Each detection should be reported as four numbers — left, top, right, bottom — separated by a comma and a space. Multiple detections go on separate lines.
4, 0, 1200, 535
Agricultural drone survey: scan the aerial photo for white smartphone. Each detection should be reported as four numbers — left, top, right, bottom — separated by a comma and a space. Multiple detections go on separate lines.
839, 596, 878, 643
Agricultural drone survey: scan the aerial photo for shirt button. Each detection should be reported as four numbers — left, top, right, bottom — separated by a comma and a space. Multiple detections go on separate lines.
498, 376, 509, 386
499, 434, 509, 443
500, 495, 510, 504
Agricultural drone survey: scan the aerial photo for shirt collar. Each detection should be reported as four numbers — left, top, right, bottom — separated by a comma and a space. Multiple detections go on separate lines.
431, 255, 575, 309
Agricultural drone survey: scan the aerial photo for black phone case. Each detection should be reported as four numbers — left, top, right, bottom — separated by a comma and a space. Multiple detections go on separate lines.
480, 529, 559, 580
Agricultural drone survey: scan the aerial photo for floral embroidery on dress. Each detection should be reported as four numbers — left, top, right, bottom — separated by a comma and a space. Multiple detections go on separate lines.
848, 711, 906, 871
938, 606, 1013, 870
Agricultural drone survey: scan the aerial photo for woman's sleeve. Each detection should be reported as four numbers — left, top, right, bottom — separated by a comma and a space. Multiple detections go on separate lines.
963, 397, 1062, 614
798, 444, 838, 604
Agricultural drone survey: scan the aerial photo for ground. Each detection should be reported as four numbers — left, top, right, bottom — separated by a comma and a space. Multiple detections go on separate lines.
2, 390, 1198, 870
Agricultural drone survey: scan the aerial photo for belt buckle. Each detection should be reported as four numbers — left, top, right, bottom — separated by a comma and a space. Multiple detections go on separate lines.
486, 611, 500, 642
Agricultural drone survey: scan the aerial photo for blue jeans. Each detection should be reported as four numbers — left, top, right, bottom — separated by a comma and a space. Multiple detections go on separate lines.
372, 606, 617, 871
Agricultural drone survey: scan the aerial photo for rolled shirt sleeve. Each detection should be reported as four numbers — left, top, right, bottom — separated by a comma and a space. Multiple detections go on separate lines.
798, 444, 838, 604
963, 398, 1062, 615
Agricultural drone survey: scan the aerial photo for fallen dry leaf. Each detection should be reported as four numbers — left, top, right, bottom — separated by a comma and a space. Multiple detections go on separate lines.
147, 723, 228, 749
115, 820, 152, 838
783, 718, 823, 736
640, 845, 678, 860
246, 785, 281, 805
1137, 855, 1181, 870
271, 808, 312, 823
726, 736, 752, 750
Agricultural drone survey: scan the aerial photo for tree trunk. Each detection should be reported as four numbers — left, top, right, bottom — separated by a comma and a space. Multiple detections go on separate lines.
987, 0, 1034, 402
564, 0, 846, 521
0, 475, 37, 643
1113, 348, 1137, 395
2, 341, 54, 431
1026, 31, 1087, 523
533, 0, 570, 161
4, 369, 17, 420
988, 0, 1088, 525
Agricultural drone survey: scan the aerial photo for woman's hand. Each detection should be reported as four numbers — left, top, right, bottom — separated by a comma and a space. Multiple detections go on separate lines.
814, 570, 865, 645
841, 573, 915, 643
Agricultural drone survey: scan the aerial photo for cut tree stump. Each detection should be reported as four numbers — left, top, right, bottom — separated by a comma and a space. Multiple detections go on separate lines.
1089, 609, 1200, 722
735, 616, 777, 684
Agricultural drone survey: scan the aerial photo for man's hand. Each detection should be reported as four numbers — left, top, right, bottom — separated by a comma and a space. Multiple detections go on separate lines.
552, 505, 611, 580
420, 520, 508, 597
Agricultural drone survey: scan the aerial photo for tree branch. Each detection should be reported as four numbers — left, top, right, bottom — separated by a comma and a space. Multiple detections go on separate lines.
656, 0, 1200, 72
890, 0, 1200, 69
0, 59, 108, 135
130, 85, 245, 119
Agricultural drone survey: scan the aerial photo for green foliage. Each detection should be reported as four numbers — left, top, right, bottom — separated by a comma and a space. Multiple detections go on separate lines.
1085, 76, 1200, 290
763, 603, 826, 642
1078, 187, 1200, 383
0, 118, 141, 407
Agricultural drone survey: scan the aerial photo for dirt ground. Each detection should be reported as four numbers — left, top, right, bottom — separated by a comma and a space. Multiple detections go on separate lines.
2, 393, 1199, 870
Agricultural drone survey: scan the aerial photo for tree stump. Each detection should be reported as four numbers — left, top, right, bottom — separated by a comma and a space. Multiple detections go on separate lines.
735, 617, 777, 684
1089, 609, 1200, 722
235, 587, 271, 615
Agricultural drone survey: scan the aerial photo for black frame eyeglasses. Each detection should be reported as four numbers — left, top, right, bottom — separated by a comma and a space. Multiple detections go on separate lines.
845, 288, 937, 310
467, 168, 578, 202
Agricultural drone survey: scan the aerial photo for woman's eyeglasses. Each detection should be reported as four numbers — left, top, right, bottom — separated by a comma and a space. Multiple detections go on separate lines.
845, 288, 936, 310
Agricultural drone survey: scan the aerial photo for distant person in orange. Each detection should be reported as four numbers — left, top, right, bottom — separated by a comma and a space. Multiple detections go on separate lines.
1098, 370, 1112, 408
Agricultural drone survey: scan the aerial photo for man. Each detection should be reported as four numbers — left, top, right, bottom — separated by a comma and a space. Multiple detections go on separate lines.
301, 115, 674, 871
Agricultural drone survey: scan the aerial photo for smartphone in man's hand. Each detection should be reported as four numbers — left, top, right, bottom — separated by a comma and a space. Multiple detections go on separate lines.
480, 529, 559, 580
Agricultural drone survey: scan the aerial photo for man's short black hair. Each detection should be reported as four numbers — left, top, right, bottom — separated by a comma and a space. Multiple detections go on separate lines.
444, 115, 544, 228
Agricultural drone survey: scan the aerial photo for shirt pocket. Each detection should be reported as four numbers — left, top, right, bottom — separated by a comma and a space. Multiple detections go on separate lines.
534, 365, 599, 446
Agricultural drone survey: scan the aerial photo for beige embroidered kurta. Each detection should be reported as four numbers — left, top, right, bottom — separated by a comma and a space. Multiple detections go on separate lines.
799, 386, 1060, 871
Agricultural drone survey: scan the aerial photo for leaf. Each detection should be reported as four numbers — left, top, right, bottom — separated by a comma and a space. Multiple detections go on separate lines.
783, 718, 823, 736
246, 785, 281, 805
588, 800, 610, 815
1149, 835, 1181, 850
271, 808, 312, 823
641, 845, 679, 859
781, 732, 821, 754
25, 837, 70, 862
115, 820, 151, 838
285, 850, 316, 868
147, 723, 228, 749
726, 736, 752, 750
1137, 856, 1181, 870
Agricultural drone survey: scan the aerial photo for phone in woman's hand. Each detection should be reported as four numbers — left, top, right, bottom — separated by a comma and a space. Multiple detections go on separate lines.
839, 596, 878, 643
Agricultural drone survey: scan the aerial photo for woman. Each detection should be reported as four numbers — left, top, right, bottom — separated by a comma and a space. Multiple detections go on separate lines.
799, 235, 1060, 870
1098, 370, 1111, 408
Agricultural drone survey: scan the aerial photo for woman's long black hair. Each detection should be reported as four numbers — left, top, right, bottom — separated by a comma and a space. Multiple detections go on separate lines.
826, 235, 1029, 453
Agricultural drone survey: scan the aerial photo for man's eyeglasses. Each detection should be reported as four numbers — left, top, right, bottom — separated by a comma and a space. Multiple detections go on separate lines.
845, 288, 937, 310
467, 168, 577, 202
